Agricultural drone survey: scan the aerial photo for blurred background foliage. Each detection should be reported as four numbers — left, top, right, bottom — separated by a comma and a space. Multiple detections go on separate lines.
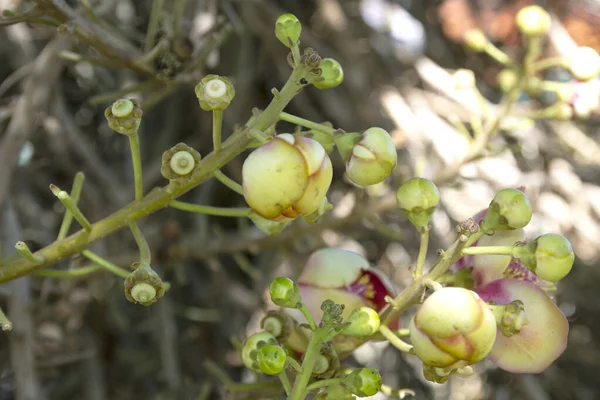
0, 0, 599, 399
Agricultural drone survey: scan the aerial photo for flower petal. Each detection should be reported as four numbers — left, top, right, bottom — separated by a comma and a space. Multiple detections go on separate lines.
298, 248, 371, 288
472, 229, 525, 286
477, 279, 568, 373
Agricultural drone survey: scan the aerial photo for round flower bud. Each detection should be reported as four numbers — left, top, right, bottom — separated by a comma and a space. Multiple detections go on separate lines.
241, 331, 278, 372
124, 263, 165, 306
515, 5, 551, 37
453, 69, 476, 90
513, 233, 575, 282
313, 58, 344, 90
342, 307, 380, 339
312, 342, 340, 379
341, 368, 382, 397
497, 69, 519, 93
409, 287, 497, 368
396, 178, 440, 230
261, 310, 295, 341
105, 98, 143, 136
345, 127, 397, 186
568, 46, 600, 82
161, 143, 202, 180
242, 134, 333, 221
483, 188, 532, 231
463, 29, 487, 52
257, 344, 287, 375
275, 13, 301, 48
269, 277, 302, 308
195, 74, 235, 111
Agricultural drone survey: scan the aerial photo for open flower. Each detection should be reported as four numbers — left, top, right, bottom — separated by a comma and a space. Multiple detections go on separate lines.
282, 248, 396, 355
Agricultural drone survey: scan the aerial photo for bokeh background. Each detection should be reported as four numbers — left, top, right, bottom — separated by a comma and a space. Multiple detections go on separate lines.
1, 0, 599, 399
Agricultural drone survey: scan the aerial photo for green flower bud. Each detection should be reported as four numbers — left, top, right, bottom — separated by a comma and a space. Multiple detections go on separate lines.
483, 188, 532, 230
242, 134, 333, 220
241, 331, 278, 372
313, 58, 344, 90
105, 98, 143, 135
409, 287, 497, 368
513, 233, 575, 282
257, 344, 287, 375
161, 142, 202, 180
489, 300, 529, 337
497, 69, 519, 93
194, 74, 235, 111
342, 307, 380, 339
261, 310, 296, 341
275, 13, 301, 48
345, 128, 397, 186
568, 46, 600, 82
515, 5, 551, 37
463, 29, 487, 52
312, 342, 340, 379
315, 384, 355, 400
124, 263, 166, 306
396, 178, 440, 230
342, 368, 382, 397
269, 277, 302, 308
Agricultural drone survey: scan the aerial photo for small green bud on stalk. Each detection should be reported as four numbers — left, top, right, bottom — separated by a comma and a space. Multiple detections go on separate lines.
341, 368, 382, 397
257, 344, 287, 375
269, 277, 302, 308
124, 263, 165, 306
312, 342, 340, 379
195, 74, 235, 111
345, 127, 397, 186
463, 29, 488, 52
241, 331, 278, 372
568, 46, 600, 82
483, 188, 532, 230
497, 69, 519, 93
513, 233, 575, 282
489, 300, 529, 337
342, 307, 380, 339
261, 310, 295, 341
515, 5, 551, 37
161, 143, 202, 180
396, 178, 440, 230
275, 13, 301, 48
409, 287, 497, 368
105, 98, 143, 135
313, 58, 344, 89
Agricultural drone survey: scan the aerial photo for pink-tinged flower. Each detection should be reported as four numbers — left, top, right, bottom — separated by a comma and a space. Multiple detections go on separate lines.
569, 79, 600, 119
283, 248, 397, 355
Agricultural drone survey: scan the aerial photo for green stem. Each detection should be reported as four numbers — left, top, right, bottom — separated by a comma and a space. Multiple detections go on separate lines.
0, 305, 11, 331
484, 42, 515, 68
34, 265, 102, 278
291, 43, 301, 67
461, 245, 514, 256
0, 66, 309, 283
172, 0, 186, 34
57, 172, 85, 240
129, 221, 151, 266
305, 378, 343, 392
465, 228, 486, 247
51, 184, 92, 232
213, 170, 244, 195
287, 357, 303, 374
532, 56, 568, 73
279, 371, 292, 396
378, 325, 414, 354
128, 133, 144, 201
81, 250, 130, 279
14, 242, 44, 265
299, 303, 317, 331
213, 109, 223, 152
414, 228, 429, 277
278, 112, 336, 135
169, 200, 251, 217
145, 0, 164, 52
289, 327, 328, 400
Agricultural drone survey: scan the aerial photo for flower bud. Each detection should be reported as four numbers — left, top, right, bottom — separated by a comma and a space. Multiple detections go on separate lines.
312, 342, 340, 379
257, 344, 287, 375
241, 331, 278, 372
269, 277, 302, 308
453, 69, 476, 90
342, 307, 380, 339
161, 142, 202, 180
515, 5, 551, 37
409, 287, 497, 368
261, 310, 295, 341
275, 13, 301, 48
345, 128, 397, 186
483, 188, 532, 230
463, 29, 487, 52
396, 178, 440, 230
568, 47, 600, 82
497, 69, 519, 93
341, 368, 382, 397
195, 74, 235, 111
105, 98, 143, 135
513, 233, 575, 282
242, 134, 333, 220
124, 263, 165, 306
313, 58, 344, 90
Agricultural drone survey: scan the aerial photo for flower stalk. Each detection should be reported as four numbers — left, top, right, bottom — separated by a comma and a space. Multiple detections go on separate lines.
50, 184, 92, 232
57, 172, 85, 240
